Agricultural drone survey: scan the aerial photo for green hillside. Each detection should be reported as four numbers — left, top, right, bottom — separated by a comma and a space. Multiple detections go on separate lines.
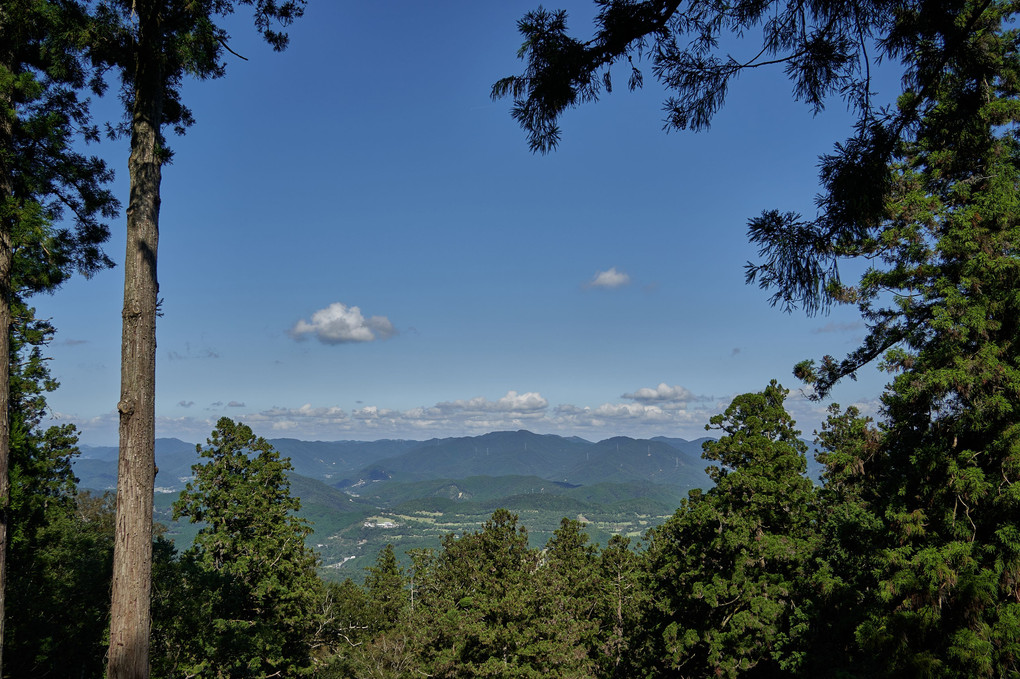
75, 430, 717, 582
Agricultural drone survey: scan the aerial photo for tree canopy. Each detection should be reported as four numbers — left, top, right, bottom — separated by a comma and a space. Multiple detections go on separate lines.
168, 418, 322, 678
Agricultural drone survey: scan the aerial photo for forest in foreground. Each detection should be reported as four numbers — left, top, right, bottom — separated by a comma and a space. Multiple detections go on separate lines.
6, 0, 1020, 677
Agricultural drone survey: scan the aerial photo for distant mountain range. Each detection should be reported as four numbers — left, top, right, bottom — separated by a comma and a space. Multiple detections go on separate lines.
74, 430, 716, 494
73, 430, 824, 578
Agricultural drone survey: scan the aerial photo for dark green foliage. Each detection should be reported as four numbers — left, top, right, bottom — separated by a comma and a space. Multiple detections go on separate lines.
312, 510, 654, 678
534, 518, 602, 676
4, 309, 114, 679
777, 2, 1020, 674
417, 508, 542, 677
2, 0, 117, 296
313, 564, 418, 679
595, 535, 646, 678
164, 418, 322, 678
364, 544, 409, 633
494, 1, 1020, 676
92, 0, 307, 145
493, 0, 890, 153
5, 488, 114, 679
646, 383, 819, 678
801, 404, 886, 678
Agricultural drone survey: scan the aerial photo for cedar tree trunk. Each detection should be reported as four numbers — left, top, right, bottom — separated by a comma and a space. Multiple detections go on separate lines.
107, 6, 163, 677
0, 48, 12, 679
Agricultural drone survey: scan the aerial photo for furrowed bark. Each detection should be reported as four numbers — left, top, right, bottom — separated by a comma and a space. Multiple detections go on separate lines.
107, 5, 163, 676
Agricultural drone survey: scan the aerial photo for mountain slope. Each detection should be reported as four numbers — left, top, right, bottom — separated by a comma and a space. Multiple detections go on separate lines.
352, 430, 593, 483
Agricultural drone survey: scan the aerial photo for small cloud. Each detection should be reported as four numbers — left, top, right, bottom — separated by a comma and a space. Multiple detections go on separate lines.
731, 347, 741, 357
228, 401, 246, 408
432, 391, 549, 416
622, 382, 697, 405
210, 401, 223, 407
178, 400, 195, 408
61, 338, 88, 346
290, 302, 396, 344
586, 267, 631, 289
246, 404, 351, 432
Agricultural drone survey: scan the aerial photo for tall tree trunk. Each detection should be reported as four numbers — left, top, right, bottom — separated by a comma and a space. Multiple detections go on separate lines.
107, 5, 163, 677
0, 59, 12, 679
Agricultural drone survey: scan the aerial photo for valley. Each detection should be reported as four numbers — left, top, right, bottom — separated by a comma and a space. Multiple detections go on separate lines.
76, 430, 715, 581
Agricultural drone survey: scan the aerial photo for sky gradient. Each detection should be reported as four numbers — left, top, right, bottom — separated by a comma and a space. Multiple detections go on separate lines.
37, 1, 896, 445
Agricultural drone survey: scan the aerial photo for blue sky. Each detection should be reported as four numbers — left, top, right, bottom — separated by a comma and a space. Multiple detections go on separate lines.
36, 1, 895, 445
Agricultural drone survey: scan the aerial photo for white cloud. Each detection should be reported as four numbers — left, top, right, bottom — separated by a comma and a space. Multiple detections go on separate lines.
245, 404, 351, 432
587, 267, 631, 289
346, 392, 550, 435
290, 302, 396, 344
56, 387, 849, 446
433, 391, 549, 416
552, 402, 703, 431
622, 382, 697, 405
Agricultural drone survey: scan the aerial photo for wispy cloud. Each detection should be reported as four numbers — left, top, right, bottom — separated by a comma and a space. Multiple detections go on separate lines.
228, 401, 246, 408
244, 404, 351, 432
167, 343, 220, 361
552, 402, 699, 430
812, 321, 865, 334
178, 400, 195, 408
290, 302, 396, 344
586, 267, 631, 289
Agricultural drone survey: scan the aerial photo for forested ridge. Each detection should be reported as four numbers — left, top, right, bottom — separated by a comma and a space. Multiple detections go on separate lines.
4, 0, 1020, 676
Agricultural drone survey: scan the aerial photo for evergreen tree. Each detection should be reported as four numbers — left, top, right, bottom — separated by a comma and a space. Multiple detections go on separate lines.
802, 403, 885, 678
414, 509, 542, 678
646, 382, 819, 678
364, 544, 409, 633
168, 418, 322, 678
499, 1, 1020, 674
493, 0, 893, 154
759, 3, 1020, 674
596, 534, 647, 678
535, 518, 602, 677
91, 4, 305, 675
310, 579, 377, 678
4, 307, 115, 678
1, 2, 115, 669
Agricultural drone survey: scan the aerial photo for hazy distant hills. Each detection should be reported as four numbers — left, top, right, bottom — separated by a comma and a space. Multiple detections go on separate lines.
74, 430, 821, 579
75, 430, 720, 493
333, 431, 714, 491
264, 438, 421, 482
78, 438, 202, 491
73, 430, 825, 496
347, 430, 603, 484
